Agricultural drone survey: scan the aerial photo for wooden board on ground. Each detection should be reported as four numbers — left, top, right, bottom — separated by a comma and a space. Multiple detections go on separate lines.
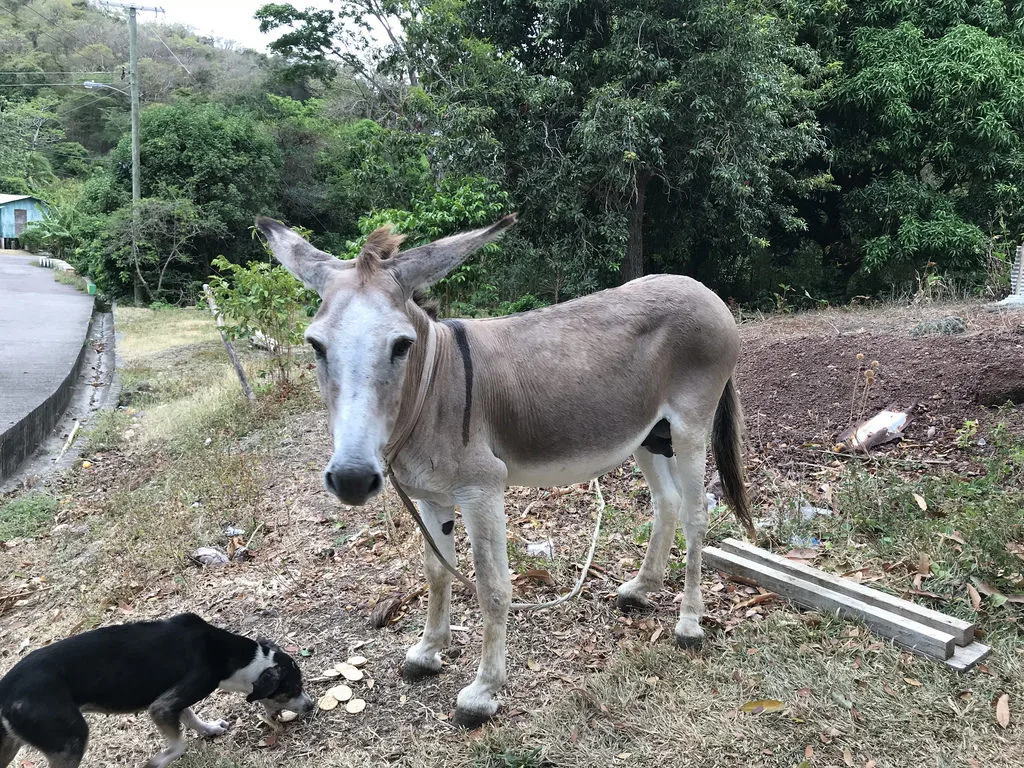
718, 538, 975, 646
945, 641, 992, 673
703, 546, 956, 660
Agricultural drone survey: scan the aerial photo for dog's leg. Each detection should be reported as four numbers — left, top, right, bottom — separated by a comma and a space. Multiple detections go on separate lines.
180, 708, 230, 738
143, 709, 187, 768
0, 730, 20, 768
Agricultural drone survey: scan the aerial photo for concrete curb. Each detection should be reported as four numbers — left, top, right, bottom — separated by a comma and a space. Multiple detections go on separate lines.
0, 302, 96, 482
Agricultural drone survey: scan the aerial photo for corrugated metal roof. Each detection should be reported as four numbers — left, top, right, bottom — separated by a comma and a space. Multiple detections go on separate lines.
0, 194, 39, 205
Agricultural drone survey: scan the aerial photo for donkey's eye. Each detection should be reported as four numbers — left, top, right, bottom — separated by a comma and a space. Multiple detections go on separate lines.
308, 339, 326, 360
391, 337, 414, 361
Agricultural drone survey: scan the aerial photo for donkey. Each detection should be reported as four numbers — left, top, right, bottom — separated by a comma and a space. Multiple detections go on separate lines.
256, 214, 753, 727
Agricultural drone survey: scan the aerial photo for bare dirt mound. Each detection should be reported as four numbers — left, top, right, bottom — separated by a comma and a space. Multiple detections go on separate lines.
736, 319, 1024, 465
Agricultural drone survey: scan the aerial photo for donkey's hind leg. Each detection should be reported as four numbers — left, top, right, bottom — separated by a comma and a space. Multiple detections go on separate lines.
670, 428, 711, 649
617, 449, 683, 612
403, 500, 456, 681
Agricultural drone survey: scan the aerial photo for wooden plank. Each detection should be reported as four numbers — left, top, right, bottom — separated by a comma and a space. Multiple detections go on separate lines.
703, 547, 956, 660
718, 538, 975, 646
944, 642, 991, 673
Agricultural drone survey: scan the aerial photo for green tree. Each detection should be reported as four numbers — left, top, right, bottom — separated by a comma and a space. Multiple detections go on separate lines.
106, 100, 282, 262
812, 1, 1024, 290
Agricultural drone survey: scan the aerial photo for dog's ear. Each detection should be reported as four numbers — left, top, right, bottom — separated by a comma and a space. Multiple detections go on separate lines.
256, 637, 280, 652
246, 666, 283, 702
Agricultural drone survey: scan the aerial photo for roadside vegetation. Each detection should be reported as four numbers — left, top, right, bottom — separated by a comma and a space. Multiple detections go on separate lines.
4, 1, 1023, 312
1, 301, 1020, 767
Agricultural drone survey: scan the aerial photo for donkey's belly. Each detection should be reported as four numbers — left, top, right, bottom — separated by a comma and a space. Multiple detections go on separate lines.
502, 432, 647, 488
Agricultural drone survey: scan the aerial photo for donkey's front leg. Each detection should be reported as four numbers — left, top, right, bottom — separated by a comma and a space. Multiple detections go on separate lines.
404, 500, 456, 680
453, 486, 511, 728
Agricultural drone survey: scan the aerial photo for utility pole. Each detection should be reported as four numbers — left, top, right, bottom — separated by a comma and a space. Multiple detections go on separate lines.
100, 2, 164, 303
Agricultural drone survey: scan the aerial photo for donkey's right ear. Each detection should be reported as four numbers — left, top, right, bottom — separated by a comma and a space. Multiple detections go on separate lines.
255, 217, 352, 293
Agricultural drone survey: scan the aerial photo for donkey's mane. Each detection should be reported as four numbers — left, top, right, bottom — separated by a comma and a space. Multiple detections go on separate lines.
356, 226, 406, 281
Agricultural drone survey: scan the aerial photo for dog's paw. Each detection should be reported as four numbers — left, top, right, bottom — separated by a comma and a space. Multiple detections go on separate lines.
200, 719, 231, 738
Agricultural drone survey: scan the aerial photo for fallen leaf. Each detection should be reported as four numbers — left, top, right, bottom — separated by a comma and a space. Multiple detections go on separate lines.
1006, 594, 1024, 604
996, 693, 1010, 728
912, 493, 928, 511
740, 699, 784, 715
865, 760, 876, 768
524, 568, 556, 586
257, 733, 278, 748
346, 698, 366, 714
797, 687, 812, 697
973, 578, 999, 596
326, 685, 352, 702
967, 584, 982, 611
904, 678, 922, 687
526, 657, 540, 671
843, 746, 854, 766
318, 694, 339, 711
732, 592, 777, 611
937, 531, 967, 546
82, 460, 92, 469
785, 548, 818, 562
804, 745, 813, 759
917, 553, 931, 575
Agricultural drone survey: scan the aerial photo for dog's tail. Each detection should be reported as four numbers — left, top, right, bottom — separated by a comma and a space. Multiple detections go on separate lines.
711, 378, 755, 540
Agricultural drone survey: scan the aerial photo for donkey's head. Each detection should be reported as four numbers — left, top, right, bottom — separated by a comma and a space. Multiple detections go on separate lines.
256, 215, 516, 505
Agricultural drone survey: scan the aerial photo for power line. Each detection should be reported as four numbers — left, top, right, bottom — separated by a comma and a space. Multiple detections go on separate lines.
0, 71, 115, 75
17, 0, 94, 52
0, 83, 114, 88
149, 27, 195, 80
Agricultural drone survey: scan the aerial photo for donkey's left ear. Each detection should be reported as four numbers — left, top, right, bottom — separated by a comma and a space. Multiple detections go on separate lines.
255, 217, 352, 294
388, 214, 517, 295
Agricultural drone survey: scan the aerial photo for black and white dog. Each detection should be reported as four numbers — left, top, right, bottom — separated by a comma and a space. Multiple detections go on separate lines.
0, 613, 314, 768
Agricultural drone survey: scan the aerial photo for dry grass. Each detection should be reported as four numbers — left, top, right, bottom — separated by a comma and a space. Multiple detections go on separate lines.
0, 302, 1021, 768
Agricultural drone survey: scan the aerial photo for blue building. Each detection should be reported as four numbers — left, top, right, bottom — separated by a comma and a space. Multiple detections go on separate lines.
0, 194, 47, 249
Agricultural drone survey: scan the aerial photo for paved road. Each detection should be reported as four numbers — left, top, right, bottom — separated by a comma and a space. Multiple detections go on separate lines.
0, 251, 94, 433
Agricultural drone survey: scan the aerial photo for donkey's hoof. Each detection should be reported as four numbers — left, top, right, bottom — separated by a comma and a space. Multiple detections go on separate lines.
452, 706, 495, 730
674, 633, 703, 650
616, 591, 654, 614
402, 658, 442, 682
674, 619, 705, 650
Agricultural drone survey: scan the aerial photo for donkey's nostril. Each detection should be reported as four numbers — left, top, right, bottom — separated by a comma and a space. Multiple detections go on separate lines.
367, 473, 382, 496
323, 466, 383, 505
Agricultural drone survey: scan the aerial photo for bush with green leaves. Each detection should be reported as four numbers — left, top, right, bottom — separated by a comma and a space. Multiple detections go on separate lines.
344, 175, 513, 315
208, 254, 318, 387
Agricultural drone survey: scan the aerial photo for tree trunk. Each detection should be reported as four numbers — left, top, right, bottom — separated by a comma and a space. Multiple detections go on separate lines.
620, 171, 651, 284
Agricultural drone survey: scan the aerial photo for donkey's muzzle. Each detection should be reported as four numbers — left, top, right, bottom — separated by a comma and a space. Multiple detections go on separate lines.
324, 464, 382, 505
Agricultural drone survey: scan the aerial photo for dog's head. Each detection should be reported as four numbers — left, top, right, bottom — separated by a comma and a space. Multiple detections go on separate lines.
245, 639, 315, 716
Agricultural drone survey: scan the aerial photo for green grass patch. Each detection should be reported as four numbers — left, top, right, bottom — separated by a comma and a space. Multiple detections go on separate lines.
83, 409, 133, 453
0, 492, 57, 540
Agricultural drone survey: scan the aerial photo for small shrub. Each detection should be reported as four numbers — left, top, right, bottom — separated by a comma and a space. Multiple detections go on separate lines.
910, 316, 966, 337
208, 256, 318, 389
0, 492, 57, 540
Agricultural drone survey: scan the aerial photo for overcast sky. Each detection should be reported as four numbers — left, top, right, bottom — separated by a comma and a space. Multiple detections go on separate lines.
156, 0, 336, 52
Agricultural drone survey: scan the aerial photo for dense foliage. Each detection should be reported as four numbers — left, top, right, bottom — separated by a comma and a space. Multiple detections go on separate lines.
3, 0, 1022, 308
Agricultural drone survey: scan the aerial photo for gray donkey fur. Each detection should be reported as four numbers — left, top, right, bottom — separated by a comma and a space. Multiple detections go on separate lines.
256, 214, 752, 727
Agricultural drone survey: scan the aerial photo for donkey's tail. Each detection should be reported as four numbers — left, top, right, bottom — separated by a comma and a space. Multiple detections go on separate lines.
711, 378, 755, 540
